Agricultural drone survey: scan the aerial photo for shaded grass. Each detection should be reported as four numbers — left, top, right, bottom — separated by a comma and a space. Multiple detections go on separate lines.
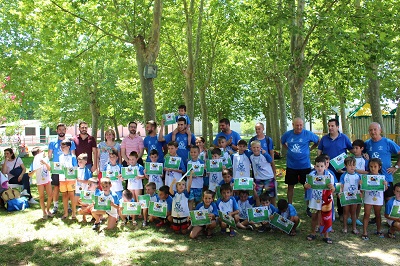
0, 157, 399, 265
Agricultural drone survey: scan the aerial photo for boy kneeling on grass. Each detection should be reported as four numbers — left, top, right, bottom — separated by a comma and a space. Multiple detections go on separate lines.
216, 183, 242, 237
276, 199, 300, 236
92, 177, 120, 231
385, 182, 400, 239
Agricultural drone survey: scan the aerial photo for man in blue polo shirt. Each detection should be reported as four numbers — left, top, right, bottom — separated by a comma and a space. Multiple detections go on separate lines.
281, 118, 319, 205
317, 118, 353, 220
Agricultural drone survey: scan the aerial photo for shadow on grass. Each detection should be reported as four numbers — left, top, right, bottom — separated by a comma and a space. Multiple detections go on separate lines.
0, 238, 102, 266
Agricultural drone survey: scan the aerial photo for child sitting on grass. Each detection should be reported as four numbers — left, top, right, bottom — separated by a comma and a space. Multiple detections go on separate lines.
257, 193, 277, 233
190, 190, 219, 239
216, 184, 242, 237
385, 182, 400, 239
77, 177, 100, 223
118, 189, 135, 225
141, 182, 159, 227
276, 199, 300, 236
149, 185, 173, 227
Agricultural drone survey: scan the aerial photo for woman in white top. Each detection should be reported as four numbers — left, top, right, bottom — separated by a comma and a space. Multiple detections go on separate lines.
97, 129, 121, 172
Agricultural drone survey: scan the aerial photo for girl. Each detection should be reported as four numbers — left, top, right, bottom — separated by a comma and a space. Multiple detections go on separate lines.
362, 158, 387, 240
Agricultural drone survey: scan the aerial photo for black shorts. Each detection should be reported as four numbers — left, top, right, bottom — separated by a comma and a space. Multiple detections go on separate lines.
384, 182, 394, 199
51, 174, 59, 186
284, 168, 311, 185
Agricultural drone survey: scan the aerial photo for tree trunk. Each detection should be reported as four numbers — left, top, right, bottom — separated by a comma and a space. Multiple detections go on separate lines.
88, 84, 100, 140
100, 123, 104, 142
322, 104, 328, 134
367, 60, 384, 132
339, 94, 349, 136
270, 93, 280, 151
112, 115, 120, 141
207, 121, 213, 147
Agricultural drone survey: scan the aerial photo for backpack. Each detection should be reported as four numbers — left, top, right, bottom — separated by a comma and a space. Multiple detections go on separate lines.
6, 197, 29, 212
1, 188, 20, 202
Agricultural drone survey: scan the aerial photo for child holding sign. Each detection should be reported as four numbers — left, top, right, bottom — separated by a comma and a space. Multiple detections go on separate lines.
340, 157, 362, 234
385, 182, 400, 238
216, 184, 241, 237
164, 141, 186, 188
118, 189, 136, 225
91, 178, 120, 231
150, 185, 173, 227
144, 150, 164, 190
126, 151, 145, 202
187, 145, 205, 210
190, 190, 219, 239
103, 148, 123, 199
276, 199, 299, 236
75, 153, 92, 213
77, 177, 100, 222
362, 158, 387, 240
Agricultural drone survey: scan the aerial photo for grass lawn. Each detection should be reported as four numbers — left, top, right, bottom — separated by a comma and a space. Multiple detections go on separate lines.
0, 156, 400, 265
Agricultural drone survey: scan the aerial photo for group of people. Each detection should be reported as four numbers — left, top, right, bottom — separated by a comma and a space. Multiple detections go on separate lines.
1, 105, 400, 241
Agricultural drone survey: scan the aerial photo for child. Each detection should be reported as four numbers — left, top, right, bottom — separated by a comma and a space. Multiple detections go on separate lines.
216, 184, 241, 237
149, 185, 173, 227
164, 141, 186, 188
118, 189, 135, 225
218, 136, 234, 159
340, 157, 361, 234
219, 168, 234, 187
142, 182, 159, 227
304, 156, 335, 244
126, 151, 145, 202
187, 145, 205, 210
385, 182, 400, 239
249, 140, 275, 205
236, 188, 258, 230
58, 139, 78, 220
169, 172, 193, 234
232, 139, 251, 178
30, 147, 53, 219
190, 190, 219, 239
91, 177, 120, 230
195, 137, 208, 191
75, 153, 92, 211
361, 158, 387, 240
174, 104, 192, 145
208, 148, 224, 194
77, 177, 100, 222
277, 199, 300, 236
257, 193, 277, 232
144, 150, 164, 190
103, 148, 124, 199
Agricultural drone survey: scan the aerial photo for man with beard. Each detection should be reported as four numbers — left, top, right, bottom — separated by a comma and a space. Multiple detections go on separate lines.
213, 118, 241, 152
143, 120, 165, 163
121, 121, 144, 166
159, 117, 196, 166
72, 121, 98, 172
48, 123, 76, 214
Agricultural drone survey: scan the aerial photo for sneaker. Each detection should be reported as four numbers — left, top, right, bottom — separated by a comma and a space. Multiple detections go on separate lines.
51, 206, 58, 215
156, 221, 165, 227
92, 222, 100, 230
356, 219, 363, 226
142, 221, 147, 227
306, 207, 312, 217
369, 217, 376, 224
246, 224, 254, 231
20, 189, 29, 196
258, 225, 267, 233
28, 198, 39, 204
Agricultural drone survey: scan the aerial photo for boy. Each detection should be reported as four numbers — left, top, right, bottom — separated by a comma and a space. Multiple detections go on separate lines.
164, 141, 186, 188
340, 157, 361, 234
305, 156, 335, 244
218, 136, 234, 161
126, 151, 145, 202
196, 137, 208, 190
30, 147, 53, 219
216, 183, 241, 237
77, 177, 100, 222
149, 185, 173, 227
236, 187, 259, 230
118, 189, 135, 225
208, 148, 224, 193
91, 177, 120, 230
169, 172, 193, 234
232, 139, 251, 178
385, 182, 400, 238
75, 153, 92, 211
142, 182, 159, 227
173, 105, 192, 146
249, 140, 275, 205
257, 193, 277, 232
187, 145, 205, 210
58, 139, 78, 220
190, 190, 219, 239
219, 168, 234, 187
144, 150, 164, 190
277, 199, 300, 236
103, 148, 124, 199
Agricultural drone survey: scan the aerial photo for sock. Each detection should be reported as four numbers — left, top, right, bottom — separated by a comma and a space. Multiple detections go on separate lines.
54, 202, 59, 208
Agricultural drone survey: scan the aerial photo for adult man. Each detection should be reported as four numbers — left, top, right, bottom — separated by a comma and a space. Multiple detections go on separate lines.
248, 122, 276, 178
143, 120, 165, 163
121, 121, 144, 166
281, 117, 319, 205
48, 123, 76, 214
73, 121, 97, 172
159, 117, 196, 165
317, 118, 353, 219
365, 122, 400, 202
213, 118, 241, 151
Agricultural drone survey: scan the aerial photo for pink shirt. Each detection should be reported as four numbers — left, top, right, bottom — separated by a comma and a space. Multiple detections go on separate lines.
121, 134, 144, 157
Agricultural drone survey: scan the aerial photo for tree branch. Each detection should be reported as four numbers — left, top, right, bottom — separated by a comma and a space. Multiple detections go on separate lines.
73, 35, 107, 59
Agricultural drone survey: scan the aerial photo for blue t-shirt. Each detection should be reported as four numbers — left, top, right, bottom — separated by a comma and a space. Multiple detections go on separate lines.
101, 191, 120, 205
143, 135, 165, 163
277, 204, 297, 219
365, 137, 400, 182
164, 132, 196, 165
216, 196, 239, 214
48, 139, 76, 162
248, 136, 274, 153
385, 197, 400, 216
159, 195, 173, 212
281, 129, 319, 169
318, 132, 353, 174
213, 131, 242, 147
195, 202, 219, 217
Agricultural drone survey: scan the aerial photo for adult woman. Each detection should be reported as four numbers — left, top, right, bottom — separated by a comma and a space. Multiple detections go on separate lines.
97, 129, 121, 172
1, 148, 37, 204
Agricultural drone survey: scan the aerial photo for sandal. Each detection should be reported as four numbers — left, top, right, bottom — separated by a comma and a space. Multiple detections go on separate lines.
61, 215, 68, 220
322, 237, 333, 244
342, 229, 348, 234
206, 230, 213, 239
132, 220, 138, 226
352, 229, 360, 235
361, 234, 369, 240
71, 216, 77, 220
229, 230, 236, 237
307, 234, 316, 241
375, 231, 384, 238
387, 231, 396, 239
289, 230, 297, 236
